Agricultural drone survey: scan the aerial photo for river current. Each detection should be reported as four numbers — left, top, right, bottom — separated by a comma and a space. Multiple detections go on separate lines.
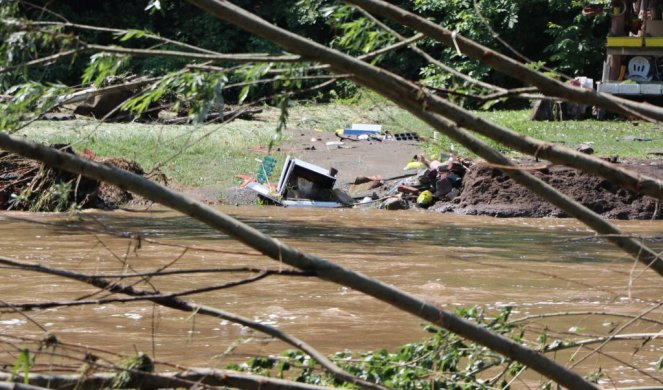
0, 207, 661, 387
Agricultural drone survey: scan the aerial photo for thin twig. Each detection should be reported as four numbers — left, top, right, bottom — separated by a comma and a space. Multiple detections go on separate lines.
0, 255, 387, 390
85, 43, 302, 63
509, 311, 663, 327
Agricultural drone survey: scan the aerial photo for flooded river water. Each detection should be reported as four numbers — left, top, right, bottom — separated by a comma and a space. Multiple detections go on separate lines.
0, 207, 661, 387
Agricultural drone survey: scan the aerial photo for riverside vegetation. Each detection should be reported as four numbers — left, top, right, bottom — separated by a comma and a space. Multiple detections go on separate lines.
2, 1, 663, 388
19, 97, 663, 190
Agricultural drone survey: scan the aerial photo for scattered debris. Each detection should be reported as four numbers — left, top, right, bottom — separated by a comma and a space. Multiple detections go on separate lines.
0, 145, 148, 211
247, 156, 347, 208
381, 196, 408, 210
393, 132, 421, 141
40, 112, 76, 121
337, 124, 382, 136
256, 156, 277, 184
242, 122, 475, 210
577, 143, 595, 155
416, 190, 434, 208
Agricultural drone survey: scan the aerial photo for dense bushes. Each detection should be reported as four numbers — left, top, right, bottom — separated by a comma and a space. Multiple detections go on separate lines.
2, 1, 610, 99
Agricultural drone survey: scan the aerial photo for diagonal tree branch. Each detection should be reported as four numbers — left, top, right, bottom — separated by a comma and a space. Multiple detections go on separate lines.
180, 0, 663, 279
26, 20, 222, 55
0, 369, 339, 390
345, 0, 663, 122
84, 43, 303, 63
0, 255, 387, 390
0, 129, 595, 389
344, 4, 663, 203
354, 6, 506, 93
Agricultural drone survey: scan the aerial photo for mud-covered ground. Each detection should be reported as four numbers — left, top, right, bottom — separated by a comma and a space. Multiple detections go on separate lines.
201, 127, 663, 220
430, 160, 663, 219
7, 128, 661, 219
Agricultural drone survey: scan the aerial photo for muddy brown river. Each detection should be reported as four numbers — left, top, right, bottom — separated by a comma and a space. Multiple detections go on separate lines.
0, 207, 661, 387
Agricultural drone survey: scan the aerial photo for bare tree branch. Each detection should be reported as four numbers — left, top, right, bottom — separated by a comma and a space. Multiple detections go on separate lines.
0, 369, 339, 390
0, 130, 596, 389
25, 20, 224, 55
181, 0, 663, 280
346, 0, 663, 122
567, 302, 663, 370
544, 333, 663, 352
354, 6, 506, 93
0, 255, 387, 390
84, 43, 302, 63
509, 311, 663, 327
345, 2, 663, 205
0, 48, 81, 75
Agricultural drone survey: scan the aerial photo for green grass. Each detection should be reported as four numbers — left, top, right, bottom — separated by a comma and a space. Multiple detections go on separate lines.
481, 110, 663, 159
20, 117, 280, 187
19, 97, 663, 188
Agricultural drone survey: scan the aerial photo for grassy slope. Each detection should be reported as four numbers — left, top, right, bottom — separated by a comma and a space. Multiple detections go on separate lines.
20, 99, 663, 189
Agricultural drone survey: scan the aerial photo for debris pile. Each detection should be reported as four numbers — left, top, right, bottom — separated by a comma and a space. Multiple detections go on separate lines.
368, 154, 471, 210
0, 146, 146, 211
245, 152, 472, 210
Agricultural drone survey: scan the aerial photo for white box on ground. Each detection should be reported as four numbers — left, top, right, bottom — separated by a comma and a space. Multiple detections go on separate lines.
350, 123, 382, 132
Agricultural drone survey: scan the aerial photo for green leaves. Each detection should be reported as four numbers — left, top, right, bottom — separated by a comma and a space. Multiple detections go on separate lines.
114, 29, 148, 42
10, 349, 31, 384
237, 62, 273, 105
234, 306, 523, 389
0, 81, 69, 131
327, 5, 395, 55
81, 53, 129, 87
121, 70, 226, 124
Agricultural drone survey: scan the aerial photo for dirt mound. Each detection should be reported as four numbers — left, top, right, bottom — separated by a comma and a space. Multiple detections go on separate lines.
0, 147, 145, 211
432, 161, 663, 219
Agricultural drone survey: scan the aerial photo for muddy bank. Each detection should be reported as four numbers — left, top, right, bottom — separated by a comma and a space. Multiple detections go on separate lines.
431, 160, 663, 220
0, 147, 146, 211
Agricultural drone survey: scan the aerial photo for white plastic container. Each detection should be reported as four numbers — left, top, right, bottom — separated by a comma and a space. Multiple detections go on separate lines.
618, 84, 640, 94
641, 84, 663, 94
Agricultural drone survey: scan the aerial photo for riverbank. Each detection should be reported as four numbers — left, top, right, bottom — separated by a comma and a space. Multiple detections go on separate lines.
15, 101, 663, 219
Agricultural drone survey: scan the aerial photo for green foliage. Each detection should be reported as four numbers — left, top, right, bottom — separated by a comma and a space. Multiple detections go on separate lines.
10, 349, 31, 384
324, 5, 395, 56
111, 352, 154, 388
122, 70, 226, 124
233, 306, 521, 389
114, 28, 149, 42
81, 53, 130, 87
1, 0, 616, 107
269, 96, 289, 152
0, 13, 75, 88
545, 10, 610, 76
31, 181, 73, 212
0, 81, 69, 131
237, 63, 273, 105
